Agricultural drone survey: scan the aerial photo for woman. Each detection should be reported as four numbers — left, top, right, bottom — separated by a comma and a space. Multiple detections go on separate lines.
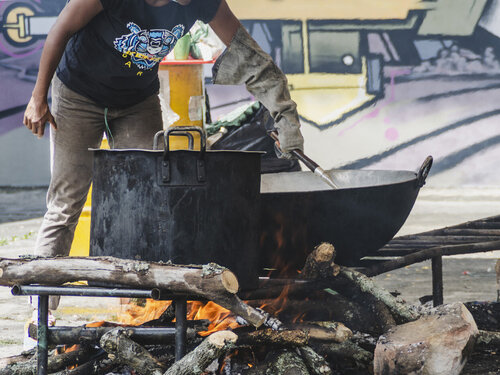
23, 0, 304, 292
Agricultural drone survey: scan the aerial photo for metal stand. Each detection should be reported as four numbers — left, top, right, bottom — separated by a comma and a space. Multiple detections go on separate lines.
37, 295, 49, 375
431, 256, 444, 306
12, 285, 194, 375
175, 298, 187, 361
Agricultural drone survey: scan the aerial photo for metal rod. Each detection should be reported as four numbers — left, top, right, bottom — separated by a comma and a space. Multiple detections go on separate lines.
12, 285, 158, 299
175, 298, 188, 361
432, 256, 444, 307
37, 295, 49, 375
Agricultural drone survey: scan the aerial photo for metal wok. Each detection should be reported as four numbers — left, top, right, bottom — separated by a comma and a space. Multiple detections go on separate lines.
258, 157, 433, 272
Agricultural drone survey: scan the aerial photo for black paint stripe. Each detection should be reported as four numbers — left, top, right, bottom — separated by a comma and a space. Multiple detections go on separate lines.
339, 108, 500, 170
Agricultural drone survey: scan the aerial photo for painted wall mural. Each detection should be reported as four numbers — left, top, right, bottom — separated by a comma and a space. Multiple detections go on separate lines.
1, 0, 500, 186
208, 0, 500, 186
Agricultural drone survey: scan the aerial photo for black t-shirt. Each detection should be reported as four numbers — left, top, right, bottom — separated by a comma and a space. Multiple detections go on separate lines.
56, 0, 221, 108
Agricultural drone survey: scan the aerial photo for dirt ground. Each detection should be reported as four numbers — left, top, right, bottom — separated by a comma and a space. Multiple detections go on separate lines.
0, 186, 499, 369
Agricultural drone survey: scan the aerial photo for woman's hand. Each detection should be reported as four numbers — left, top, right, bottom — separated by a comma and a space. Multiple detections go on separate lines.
23, 96, 57, 138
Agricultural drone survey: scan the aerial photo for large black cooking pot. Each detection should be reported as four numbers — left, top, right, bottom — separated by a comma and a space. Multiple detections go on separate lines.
89, 127, 262, 290
258, 157, 433, 272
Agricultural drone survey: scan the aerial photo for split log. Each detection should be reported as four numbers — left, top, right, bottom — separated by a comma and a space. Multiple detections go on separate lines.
266, 350, 310, 375
299, 346, 332, 375
164, 330, 237, 375
100, 327, 166, 375
0, 257, 239, 301
476, 330, 500, 347
0, 346, 95, 375
314, 340, 374, 370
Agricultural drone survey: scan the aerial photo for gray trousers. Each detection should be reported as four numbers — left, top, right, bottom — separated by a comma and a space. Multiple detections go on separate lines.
35, 76, 163, 259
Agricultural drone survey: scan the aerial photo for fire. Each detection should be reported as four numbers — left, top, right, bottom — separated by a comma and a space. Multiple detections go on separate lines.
187, 301, 240, 336
117, 299, 240, 336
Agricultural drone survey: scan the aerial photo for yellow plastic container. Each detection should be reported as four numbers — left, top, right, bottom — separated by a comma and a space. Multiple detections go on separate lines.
159, 60, 210, 150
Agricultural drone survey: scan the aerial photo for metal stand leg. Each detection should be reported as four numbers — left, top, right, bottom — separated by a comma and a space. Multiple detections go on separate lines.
432, 256, 444, 306
37, 295, 49, 375
175, 298, 187, 361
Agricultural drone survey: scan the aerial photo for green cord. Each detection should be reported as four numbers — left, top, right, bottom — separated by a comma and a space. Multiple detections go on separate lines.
104, 107, 114, 149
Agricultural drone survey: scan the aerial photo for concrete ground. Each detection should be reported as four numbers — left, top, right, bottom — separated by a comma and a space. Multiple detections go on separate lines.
0, 187, 499, 358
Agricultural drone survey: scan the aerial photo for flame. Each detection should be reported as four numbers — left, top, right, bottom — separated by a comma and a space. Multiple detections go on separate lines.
118, 299, 172, 325
117, 298, 240, 336
187, 301, 240, 336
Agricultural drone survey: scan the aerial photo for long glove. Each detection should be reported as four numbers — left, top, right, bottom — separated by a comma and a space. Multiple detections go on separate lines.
212, 25, 304, 157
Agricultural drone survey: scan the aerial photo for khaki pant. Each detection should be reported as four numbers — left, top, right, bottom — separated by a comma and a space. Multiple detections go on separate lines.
36, 76, 163, 260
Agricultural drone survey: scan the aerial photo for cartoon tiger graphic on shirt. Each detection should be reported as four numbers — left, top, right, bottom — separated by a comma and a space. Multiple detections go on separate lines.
114, 22, 185, 70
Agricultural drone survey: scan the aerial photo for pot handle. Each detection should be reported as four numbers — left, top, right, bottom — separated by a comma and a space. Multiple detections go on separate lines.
161, 126, 207, 183
417, 155, 433, 187
153, 130, 195, 150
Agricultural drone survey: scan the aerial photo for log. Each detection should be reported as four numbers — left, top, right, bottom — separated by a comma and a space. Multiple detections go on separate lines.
299, 244, 397, 329
236, 323, 351, 348
338, 266, 418, 323
0, 347, 95, 375
266, 350, 310, 375
299, 346, 332, 375
314, 340, 374, 370
301, 243, 340, 279
29, 323, 200, 346
249, 295, 383, 335
365, 240, 500, 277
0, 350, 34, 368
0, 257, 239, 300
100, 327, 166, 375
164, 330, 237, 375
50, 354, 115, 375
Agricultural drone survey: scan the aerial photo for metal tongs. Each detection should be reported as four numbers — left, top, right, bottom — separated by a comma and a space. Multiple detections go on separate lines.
270, 131, 339, 189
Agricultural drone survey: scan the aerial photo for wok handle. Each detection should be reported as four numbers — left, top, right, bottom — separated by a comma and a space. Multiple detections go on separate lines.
417, 155, 433, 187
269, 131, 318, 171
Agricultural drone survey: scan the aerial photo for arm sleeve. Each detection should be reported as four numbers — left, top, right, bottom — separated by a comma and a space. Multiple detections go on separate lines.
189, 0, 222, 23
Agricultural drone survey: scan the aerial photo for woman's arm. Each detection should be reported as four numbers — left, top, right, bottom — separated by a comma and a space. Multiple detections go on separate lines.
24, 0, 104, 138
208, 0, 304, 156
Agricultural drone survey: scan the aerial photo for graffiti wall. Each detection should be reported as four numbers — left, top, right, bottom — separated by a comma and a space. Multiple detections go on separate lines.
0, 0, 66, 186
1, 0, 500, 186
209, 0, 500, 187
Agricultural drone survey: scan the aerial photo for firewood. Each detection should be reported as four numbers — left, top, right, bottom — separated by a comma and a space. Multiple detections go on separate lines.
266, 350, 310, 375
299, 346, 332, 375
249, 295, 382, 335
164, 330, 237, 375
0, 346, 94, 375
301, 243, 340, 279
236, 323, 351, 348
336, 266, 418, 324
0, 350, 34, 368
100, 327, 166, 375
314, 340, 374, 370
0, 257, 239, 300
29, 323, 200, 346
50, 355, 115, 375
